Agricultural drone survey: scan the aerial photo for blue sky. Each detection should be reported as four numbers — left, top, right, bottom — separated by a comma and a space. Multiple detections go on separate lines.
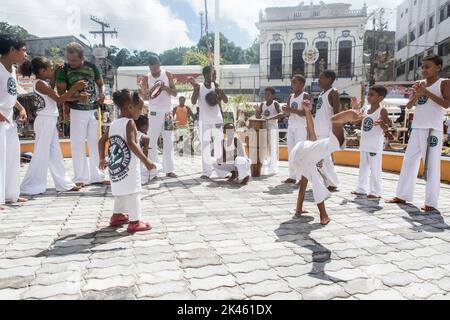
0, 0, 401, 52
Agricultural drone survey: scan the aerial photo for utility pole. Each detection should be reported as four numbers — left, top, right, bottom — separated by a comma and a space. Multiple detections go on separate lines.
200, 12, 205, 39
204, 0, 209, 35
89, 16, 118, 47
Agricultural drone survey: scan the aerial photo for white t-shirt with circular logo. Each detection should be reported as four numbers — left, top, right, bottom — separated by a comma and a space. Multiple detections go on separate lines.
108, 117, 142, 196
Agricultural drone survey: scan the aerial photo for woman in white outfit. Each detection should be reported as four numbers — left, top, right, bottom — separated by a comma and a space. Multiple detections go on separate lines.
19, 57, 86, 195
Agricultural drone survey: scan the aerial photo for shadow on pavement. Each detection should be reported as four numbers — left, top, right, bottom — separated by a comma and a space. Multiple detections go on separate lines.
274, 216, 343, 283
35, 227, 130, 257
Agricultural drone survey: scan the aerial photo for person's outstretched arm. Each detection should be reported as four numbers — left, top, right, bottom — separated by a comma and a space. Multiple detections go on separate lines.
303, 100, 317, 142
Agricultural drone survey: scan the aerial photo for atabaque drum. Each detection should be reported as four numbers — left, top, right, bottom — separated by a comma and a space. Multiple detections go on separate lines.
247, 119, 268, 177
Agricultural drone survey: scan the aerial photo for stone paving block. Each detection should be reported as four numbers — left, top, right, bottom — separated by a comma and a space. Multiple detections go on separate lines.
242, 279, 292, 297
301, 283, 349, 300
82, 287, 138, 300
355, 289, 407, 300
379, 272, 421, 287
31, 271, 83, 286
410, 267, 448, 281
194, 286, 246, 300
342, 278, 385, 295
189, 275, 236, 291
184, 265, 229, 280
0, 276, 34, 290
0, 288, 27, 300
395, 282, 444, 300
251, 291, 302, 300
138, 270, 185, 285
22, 282, 82, 300
82, 276, 136, 292
228, 261, 271, 274
235, 270, 281, 285
137, 281, 189, 298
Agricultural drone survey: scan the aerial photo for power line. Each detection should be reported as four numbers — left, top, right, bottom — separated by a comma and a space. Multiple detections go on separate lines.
89, 16, 118, 47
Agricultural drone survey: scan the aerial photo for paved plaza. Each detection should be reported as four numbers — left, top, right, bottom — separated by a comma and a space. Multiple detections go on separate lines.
1, 156, 450, 300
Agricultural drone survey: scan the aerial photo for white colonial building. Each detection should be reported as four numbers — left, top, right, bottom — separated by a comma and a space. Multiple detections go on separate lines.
256, 1, 368, 101
395, 0, 450, 81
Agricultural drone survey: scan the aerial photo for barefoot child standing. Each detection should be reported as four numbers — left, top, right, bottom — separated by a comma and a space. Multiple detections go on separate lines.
292, 100, 363, 225
282, 75, 310, 184
0, 34, 29, 208
99, 90, 155, 233
19, 57, 87, 195
352, 85, 392, 200
256, 87, 283, 175
387, 55, 450, 212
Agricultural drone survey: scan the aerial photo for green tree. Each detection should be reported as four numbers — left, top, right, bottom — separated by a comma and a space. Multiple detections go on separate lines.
49, 47, 64, 65
0, 21, 35, 39
198, 33, 245, 64
160, 47, 189, 65
182, 48, 210, 67
242, 39, 260, 64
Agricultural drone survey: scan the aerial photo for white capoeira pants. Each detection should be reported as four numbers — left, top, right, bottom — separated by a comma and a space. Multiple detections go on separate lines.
213, 156, 251, 180
291, 135, 342, 205
70, 109, 105, 184
0, 122, 20, 204
21, 116, 76, 195
148, 111, 174, 174
355, 151, 382, 197
263, 128, 279, 175
317, 134, 340, 188
113, 192, 141, 222
287, 126, 307, 180
396, 129, 443, 208
200, 122, 224, 177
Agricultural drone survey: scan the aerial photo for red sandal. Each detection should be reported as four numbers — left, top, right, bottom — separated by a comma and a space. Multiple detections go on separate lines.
110, 214, 130, 227
127, 221, 152, 233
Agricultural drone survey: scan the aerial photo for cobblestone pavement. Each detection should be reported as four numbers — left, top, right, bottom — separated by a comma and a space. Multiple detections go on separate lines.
1, 156, 450, 300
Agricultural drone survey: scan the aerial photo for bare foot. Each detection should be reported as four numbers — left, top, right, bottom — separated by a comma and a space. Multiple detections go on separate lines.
368, 194, 381, 200
328, 186, 338, 192
17, 197, 28, 203
166, 173, 178, 178
227, 172, 238, 182
283, 178, 297, 184
240, 176, 250, 186
75, 182, 86, 188
0, 207, 4, 211
351, 191, 366, 196
294, 208, 309, 216
321, 218, 331, 226
200, 175, 210, 180
421, 205, 437, 212
68, 186, 82, 192
386, 197, 406, 204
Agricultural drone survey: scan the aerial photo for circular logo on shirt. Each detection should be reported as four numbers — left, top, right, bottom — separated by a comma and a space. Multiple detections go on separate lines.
316, 97, 323, 110
291, 102, 299, 110
94, 111, 99, 121
7, 77, 17, 96
316, 160, 324, 168
429, 135, 439, 148
34, 94, 46, 112
86, 82, 97, 104
363, 118, 374, 132
264, 110, 271, 117
417, 96, 429, 105
108, 135, 131, 183
370, 153, 377, 157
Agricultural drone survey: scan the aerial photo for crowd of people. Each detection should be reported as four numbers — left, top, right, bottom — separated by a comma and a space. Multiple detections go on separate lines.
1, 33, 449, 234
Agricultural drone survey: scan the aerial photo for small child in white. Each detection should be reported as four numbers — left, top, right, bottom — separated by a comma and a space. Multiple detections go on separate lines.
352, 85, 392, 199
292, 100, 363, 225
213, 123, 251, 185
19, 57, 87, 195
256, 87, 283, 175
99, 90, 155, 233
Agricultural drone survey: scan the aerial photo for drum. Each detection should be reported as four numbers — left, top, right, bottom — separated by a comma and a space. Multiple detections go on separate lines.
247, 119, 268, 177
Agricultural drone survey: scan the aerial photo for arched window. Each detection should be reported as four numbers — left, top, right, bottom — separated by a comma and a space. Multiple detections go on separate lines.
315, 41, 328, 77
338, 40, 353, 77
270, 43, 283, 79
292, 42, 305, 77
